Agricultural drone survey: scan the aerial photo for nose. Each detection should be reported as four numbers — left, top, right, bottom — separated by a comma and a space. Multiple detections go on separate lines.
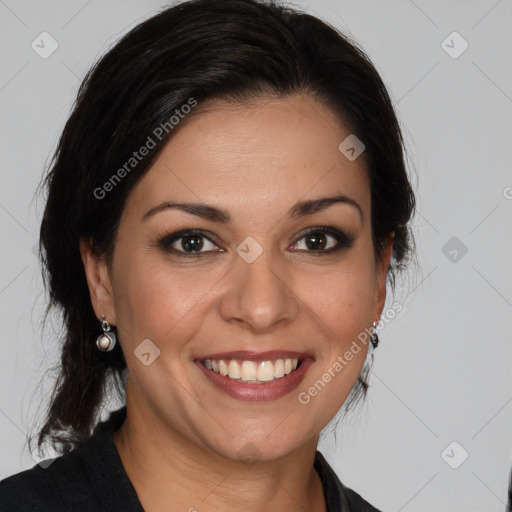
219, 247, 300, 334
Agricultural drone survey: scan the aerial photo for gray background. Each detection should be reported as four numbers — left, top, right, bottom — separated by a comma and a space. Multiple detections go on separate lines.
1, 1, 511, 510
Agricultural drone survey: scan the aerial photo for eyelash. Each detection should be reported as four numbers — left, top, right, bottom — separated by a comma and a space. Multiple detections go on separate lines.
157, 227, 355, 258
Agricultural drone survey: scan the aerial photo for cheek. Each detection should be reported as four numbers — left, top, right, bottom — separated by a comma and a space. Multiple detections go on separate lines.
294, 263, 375, 423
297, 260, 376, 337
111, 250, 224, 344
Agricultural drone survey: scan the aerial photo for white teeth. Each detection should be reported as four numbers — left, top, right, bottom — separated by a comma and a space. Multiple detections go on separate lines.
274, 359, 285, 378
218, 359, 229, 376
202, 358, 302, 383
241, 361, 257, 381
228, 360, 240, 379
257, 361, 275, 382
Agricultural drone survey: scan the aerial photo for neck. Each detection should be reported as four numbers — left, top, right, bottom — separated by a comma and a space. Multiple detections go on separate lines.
112, 390, 326, 512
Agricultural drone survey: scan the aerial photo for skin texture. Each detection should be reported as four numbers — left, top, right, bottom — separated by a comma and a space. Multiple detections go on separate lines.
80, 94, 393, 512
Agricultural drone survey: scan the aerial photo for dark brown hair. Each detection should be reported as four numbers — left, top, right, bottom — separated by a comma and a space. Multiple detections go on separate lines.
30, 0, 416, 457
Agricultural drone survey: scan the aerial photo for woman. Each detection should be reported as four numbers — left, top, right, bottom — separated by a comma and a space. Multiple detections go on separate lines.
0, 0, 415, 510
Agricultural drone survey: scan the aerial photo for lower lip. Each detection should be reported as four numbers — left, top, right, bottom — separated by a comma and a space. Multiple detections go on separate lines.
195, 358, 314, 402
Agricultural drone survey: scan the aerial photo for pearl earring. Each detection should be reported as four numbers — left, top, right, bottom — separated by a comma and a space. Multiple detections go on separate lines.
370, 321, 379, 349
96, 315, 117, 352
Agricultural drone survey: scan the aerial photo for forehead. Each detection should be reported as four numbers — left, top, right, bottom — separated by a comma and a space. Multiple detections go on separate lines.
127, 94, 370, 219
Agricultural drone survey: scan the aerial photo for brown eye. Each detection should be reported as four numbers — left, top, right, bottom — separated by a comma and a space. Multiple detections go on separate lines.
178, 233, 205, 252
158, 230, 221, 256
291, 227, 354, 253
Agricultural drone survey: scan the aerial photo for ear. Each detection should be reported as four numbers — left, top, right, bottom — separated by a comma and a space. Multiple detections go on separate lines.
371, 232, 395, 321
79, 236, 116, 324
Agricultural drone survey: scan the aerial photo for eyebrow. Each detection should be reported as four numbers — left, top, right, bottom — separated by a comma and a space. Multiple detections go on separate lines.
141, 193, 363, 223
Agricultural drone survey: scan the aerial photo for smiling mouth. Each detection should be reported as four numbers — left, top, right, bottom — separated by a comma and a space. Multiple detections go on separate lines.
201, 358, 303, 384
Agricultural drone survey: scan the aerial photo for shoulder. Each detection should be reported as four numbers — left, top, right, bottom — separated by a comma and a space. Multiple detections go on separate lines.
343, 485, 383, 512
314, 450, 383, 512
0, 408, 141, 512
0, 447, 97, 511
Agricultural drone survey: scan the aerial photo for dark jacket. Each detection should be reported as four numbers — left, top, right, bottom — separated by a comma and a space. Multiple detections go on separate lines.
0, 407, 382, 511
508, 466, 512, 512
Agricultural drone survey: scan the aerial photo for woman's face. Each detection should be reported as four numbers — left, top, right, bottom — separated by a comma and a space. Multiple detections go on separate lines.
84, 94, 392, 462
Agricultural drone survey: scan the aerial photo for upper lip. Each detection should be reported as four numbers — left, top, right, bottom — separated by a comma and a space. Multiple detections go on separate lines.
195, 350, 314, 362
